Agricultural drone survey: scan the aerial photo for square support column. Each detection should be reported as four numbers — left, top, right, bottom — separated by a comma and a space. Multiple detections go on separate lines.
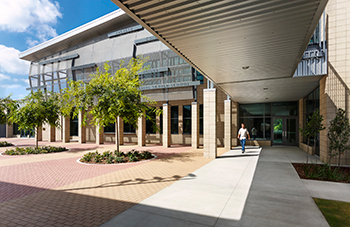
191, 102, 199, 149
137, 116, 146, 147
224, 100, 232, 150
62, 116, 70, 143
35, 126, 42, 144
96, 124, 104, 145
78, 111, 86, 144
116, 117, 124, 146
5, 124, 13, 138
203, 88, 217, 159
48, 125, 56, 142
163, 103, 171, 147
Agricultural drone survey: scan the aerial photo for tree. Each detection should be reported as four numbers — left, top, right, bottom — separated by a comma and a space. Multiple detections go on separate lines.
299, 110, 325, 164
327, 108, 350, 166
0, 95, 17, 125
60, 57, 159, 152
9, 90, 61, 148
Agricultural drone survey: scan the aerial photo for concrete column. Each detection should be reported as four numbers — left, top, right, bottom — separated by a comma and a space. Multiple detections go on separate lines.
35, 126, 42, 145
163, 103, 171, 147
78, 111, 86, 144
96, 123, 104, 145
203, 88, 217, 158
191, 102, 199, 149
224, 100, 232, 150
116, 117, 124, 145
137, 116, 146, 147
232, 102, 239, 147
62, 116, 70, 143
5, 124, 13, 138
48, 125, 56, 142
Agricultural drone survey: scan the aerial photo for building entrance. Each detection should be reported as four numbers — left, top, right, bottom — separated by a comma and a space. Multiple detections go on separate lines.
272, 117, 298, 145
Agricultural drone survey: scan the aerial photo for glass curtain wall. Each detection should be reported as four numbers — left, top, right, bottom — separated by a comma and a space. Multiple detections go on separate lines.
239, 102, 298, 141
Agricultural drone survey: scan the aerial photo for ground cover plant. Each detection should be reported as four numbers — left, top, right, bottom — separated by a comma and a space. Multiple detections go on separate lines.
314, 198, 350, 227
0, 141, 14, 147
80, 149, 154, 164
3, 146, 67, 155
293, 163, 350, 183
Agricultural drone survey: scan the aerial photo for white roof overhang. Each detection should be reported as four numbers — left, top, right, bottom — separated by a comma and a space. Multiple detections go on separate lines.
111, 0, 328, 103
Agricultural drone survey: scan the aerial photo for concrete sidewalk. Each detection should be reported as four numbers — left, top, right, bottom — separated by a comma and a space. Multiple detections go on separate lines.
102, 146, 261, 227
303, 179, 350, 203
102, 146, 329, 227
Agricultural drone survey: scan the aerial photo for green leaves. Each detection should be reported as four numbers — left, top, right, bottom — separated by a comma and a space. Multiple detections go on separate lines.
10, 90, 61, 131
60, 56, 157, 132
327, 108, 350, 166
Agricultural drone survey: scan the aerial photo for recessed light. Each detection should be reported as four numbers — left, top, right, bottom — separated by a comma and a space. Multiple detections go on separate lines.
242, 66, 249, 70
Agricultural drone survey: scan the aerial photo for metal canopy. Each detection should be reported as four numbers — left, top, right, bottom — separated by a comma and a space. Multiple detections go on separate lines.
111, 0, 328, 102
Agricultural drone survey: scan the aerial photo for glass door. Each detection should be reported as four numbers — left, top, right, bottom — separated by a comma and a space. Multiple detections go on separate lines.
273, 117, 298, 145
273, 118, 283, 144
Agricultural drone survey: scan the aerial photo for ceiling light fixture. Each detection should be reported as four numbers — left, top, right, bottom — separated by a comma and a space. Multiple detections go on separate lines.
263, 88, 268, 90
242, 66, 249, 70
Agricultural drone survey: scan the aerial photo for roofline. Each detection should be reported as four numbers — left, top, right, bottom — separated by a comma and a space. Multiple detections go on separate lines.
19, 9, 126, 61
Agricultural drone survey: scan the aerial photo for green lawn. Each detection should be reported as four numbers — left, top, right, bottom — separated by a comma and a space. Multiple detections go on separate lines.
314, 198, 350, 227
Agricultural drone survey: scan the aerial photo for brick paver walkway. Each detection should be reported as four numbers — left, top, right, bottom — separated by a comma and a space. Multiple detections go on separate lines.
0, 138, 226, 226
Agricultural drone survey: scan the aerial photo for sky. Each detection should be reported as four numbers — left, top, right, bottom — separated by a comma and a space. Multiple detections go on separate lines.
0, 0, 119, 99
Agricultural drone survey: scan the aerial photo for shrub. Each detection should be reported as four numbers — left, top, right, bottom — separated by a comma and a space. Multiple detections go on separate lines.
0, 141, 14, 147
79, 149, 154, 164
4, 146, 67, 155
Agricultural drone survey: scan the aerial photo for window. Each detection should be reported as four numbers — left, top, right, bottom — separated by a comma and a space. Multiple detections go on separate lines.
199, 104, 203, 135
196, 71, 204, 84
171, 106, 179, 134
104, 123, 115, 133
183, 105, 191, 134
303, 87, 320, 145
146, 108, 157, 134
124, 123, 136, 133
70, 114, 78, 136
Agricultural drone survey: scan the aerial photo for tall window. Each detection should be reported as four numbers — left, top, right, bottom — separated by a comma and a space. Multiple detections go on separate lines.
199, 104, 203, 135
171, 106, 179, 134
146, 108, 157, 134
183, 105, 191, 134
303, 87, 320, 145
104, 123, 115, 133
124, 123, 136, 133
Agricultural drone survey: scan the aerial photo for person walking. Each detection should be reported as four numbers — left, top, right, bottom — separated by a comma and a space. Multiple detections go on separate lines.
238, 123, 250, 153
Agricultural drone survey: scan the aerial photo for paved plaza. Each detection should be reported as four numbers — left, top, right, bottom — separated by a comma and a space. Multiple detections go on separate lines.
0, 138, 346, 227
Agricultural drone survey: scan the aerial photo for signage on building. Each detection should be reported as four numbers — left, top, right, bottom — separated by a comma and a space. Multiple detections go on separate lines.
108, 25, 144, 38
140, 81, 200, 90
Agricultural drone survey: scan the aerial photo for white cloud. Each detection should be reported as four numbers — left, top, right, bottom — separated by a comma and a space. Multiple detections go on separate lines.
0, 84, 22, 89
0, 45, 30, 75
0, 0, 62, 42
0, 73, 11, 81
20, 79, 30, 86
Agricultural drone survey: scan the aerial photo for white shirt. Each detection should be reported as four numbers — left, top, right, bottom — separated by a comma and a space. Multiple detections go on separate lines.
238, 128, 249, 140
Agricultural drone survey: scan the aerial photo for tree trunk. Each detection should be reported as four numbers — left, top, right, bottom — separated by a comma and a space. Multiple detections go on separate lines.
306, 137, 310, 164
314, 135, 317, 157
338, 149, 341, 167
36, 126, 39, 149
116, 119, 119, 152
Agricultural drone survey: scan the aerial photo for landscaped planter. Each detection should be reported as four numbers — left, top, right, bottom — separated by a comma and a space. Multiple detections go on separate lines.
293, 163, 350, 183
2, 146, 68, 155
79, 149, 155, 164
0, 141, 14, 147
